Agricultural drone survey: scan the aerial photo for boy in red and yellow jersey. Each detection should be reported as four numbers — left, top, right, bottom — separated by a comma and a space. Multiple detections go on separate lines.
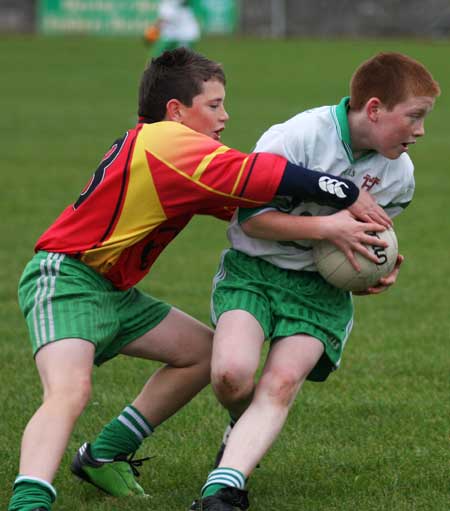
9, 48, 390, 511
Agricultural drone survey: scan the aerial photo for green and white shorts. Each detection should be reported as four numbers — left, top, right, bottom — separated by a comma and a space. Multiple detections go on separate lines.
211, 249, 354, 381
18, 251, 171, 365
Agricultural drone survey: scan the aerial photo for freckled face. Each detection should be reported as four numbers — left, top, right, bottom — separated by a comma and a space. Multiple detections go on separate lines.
373, 96, 435, 159
178, 79, 229, 141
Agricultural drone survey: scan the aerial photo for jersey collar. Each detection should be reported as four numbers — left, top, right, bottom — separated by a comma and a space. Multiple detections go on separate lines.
332, 97, 374, 163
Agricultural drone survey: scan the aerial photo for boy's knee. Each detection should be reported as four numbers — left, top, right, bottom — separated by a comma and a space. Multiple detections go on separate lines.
44, 376, 92, 415
211, 363, 254, 403
258, 368, 303, 408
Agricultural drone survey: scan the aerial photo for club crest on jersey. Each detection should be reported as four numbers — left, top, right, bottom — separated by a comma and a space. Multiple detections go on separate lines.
361, 173, 381, 191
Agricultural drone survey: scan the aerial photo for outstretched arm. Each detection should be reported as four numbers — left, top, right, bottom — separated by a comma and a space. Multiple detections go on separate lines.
278, 163, 392, 227
143, 124, 389, 227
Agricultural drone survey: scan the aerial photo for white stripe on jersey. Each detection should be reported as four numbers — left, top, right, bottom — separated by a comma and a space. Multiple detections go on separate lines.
31, 253, 65, 347
46, 254, 64, 340
335, 315, 354, 368
39, 256, 50, 343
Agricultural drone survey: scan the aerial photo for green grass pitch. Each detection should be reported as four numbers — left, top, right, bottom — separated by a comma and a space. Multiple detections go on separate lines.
0, 35, 449, 510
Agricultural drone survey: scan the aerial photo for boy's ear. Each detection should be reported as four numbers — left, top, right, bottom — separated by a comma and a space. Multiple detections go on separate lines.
165, 99, 185, 122
366, 97, 382, 122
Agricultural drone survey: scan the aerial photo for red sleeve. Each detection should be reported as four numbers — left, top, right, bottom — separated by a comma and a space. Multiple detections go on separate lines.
141, 122, 286, 217
194, 150, 286, 205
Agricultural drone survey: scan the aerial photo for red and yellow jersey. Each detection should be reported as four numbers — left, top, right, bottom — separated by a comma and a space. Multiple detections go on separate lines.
36, 121, 286, 289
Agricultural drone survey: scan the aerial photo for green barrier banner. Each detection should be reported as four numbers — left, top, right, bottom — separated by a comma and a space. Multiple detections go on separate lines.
39, 0, 237, 35
193, 0, 238, 34
38, 0, 159, 35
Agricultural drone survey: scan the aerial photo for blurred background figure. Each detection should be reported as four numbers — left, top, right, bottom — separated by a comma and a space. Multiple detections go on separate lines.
144, 0, 201, 57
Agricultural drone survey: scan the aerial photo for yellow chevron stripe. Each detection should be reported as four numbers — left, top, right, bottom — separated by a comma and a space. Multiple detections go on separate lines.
192, 145, 230, 181
152, 150, 261, 205
231, 156, 249, 195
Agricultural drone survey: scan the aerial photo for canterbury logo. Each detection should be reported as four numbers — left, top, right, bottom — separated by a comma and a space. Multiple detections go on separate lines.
318, 176, 349, 198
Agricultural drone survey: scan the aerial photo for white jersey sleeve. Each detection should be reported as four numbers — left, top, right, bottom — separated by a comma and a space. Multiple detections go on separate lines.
254, 117, 308, 166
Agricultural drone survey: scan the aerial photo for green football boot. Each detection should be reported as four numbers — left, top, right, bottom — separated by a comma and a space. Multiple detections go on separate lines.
71, 442, 150, 497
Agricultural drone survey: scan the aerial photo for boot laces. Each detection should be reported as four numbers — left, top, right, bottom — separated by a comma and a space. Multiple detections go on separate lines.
116, 451, 153, 477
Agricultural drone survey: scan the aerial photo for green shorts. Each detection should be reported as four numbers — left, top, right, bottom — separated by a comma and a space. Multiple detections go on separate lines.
18, 251, 171, 365
211, 249, 354, 381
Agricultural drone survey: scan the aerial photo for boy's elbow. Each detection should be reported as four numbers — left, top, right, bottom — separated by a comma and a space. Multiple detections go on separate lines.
240, 219, 258, 237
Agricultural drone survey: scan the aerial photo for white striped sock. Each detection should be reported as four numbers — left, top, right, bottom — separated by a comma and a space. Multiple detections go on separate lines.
202, 467, 245, 493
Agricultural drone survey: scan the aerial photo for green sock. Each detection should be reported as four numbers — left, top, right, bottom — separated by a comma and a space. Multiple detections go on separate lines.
91, 404, 154, 460
201, 467, 246, 497
8, 477, 56, 511
203, 483, 227, 498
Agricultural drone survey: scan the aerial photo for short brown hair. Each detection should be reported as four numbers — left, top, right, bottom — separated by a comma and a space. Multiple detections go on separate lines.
349, 52, 440, 111
138, 47, 226, 122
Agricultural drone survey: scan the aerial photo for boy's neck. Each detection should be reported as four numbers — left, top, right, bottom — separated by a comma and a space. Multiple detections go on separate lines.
347, 108, 374, 160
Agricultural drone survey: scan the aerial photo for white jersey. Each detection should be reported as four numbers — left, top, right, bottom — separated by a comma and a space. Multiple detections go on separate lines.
228, 97, 415, 271
158, 0, 200, 42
